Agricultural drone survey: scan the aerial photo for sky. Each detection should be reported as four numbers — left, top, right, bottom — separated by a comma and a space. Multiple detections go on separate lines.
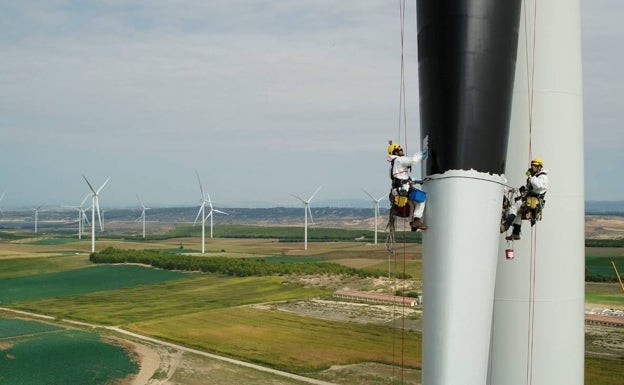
0, 1, 622, 210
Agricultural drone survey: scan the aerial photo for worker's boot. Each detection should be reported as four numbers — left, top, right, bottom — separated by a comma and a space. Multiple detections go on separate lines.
500, 214, 516, 233
505, 224, 521, 241
411, 218, 428, 231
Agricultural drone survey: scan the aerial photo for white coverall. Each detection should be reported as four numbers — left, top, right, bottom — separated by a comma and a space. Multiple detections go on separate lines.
510, 170, 549, 225
388, 152, 426, 218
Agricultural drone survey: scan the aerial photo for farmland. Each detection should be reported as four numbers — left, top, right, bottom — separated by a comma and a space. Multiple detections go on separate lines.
0, 220, 623, 384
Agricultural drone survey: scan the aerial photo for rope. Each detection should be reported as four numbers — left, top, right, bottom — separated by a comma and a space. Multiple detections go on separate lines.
526, 224, 538, 385
398, 0, 408, 152
522, 1, 538, 384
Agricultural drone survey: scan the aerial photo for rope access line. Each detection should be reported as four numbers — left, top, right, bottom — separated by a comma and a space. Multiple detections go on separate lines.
387, 1, 412, 382
522, 1, 538, 384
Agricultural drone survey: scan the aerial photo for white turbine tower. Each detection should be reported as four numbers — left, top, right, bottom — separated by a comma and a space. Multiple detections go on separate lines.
362, 189, 385, 245
64, 194, 90, 239
136, 195, 150, 239
194, 171, 228, 253
290, 186, 322, 251
32, 203, 45, 233
83, 175, 110, 253
0, 189, 6, 216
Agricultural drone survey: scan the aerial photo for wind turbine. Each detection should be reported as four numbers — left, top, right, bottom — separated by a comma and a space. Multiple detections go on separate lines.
32, 203, 45, 233
83, 175, 110, 253
0, 189, 6, 216
290, 186, 322, 251
193, 171, 228, 253
136, 194, 150, 239
362, 189, 386, 245
63, 194, 90, 239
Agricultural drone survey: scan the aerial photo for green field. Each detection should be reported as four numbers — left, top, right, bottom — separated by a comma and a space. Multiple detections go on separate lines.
585, 253, 624, 277
1, 233, 623, 384
0, 264, 191, 303
0, 255, 92, 279
0, 319, 138, 385
9, 274, 330, 325
129, 306, 421, 373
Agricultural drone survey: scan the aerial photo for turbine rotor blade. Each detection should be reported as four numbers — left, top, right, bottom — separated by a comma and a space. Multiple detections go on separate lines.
308, 185, 322, 201
307, 205, 315, 226
80, 193, 90, 207
95, 198, 103, 231
193, 204, 205, 226
96, 177, 111, 194
82, 175, 97, 193
195, 170, 206, 199
362, 189, 376, 201
289, 194, 305, 204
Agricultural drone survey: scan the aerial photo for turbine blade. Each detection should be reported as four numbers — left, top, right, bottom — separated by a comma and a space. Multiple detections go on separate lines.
136, 194, 145, 208
308, 185, 322, 201
96, 177, 111, 194
307, 205, 315, 227
206, 210, 213, 219
362, 189, 376, 201
213, 209, 228, 215
0, 189, 6, 202
95, 198, 103, 231
82, 175, 97, 193
195, 170, 206, 199
289, 194, 306, 204
193, 204, 204, 226
80, 193, 90, 207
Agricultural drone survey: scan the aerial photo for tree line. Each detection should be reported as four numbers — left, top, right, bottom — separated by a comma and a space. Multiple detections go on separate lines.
90, 247, 410, 279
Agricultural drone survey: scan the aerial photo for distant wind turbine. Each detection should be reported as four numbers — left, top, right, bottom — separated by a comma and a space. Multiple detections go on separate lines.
193, 171, 228, 253
83, 175, 110, 253
32, 203, 45, 233
0, 189, 6, 216
136, 194, 150, 239
63, 194, 90, 239
362, 189, 386, 245
290, 186, 322, 251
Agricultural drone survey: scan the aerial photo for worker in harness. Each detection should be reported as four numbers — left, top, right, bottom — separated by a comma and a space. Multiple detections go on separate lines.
387, 142, 428, 231
500, 157, 549, 240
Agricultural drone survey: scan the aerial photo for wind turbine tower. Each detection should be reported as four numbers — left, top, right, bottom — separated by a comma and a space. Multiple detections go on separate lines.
194, 171, 228, 253
64, 194, 90, 239
0, 189, 6, 216
83, 175, 110, 253
290, 186, 322, 251
136, 195, 150, 239
32, 203, 45, 233
362, 189, 385, 245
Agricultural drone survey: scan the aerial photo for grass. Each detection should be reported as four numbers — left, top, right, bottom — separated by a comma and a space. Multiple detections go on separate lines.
0, 265, 190, 303
128, 306, 421, 374
2, 234, 624, 384
0, 254, 92, 279
0, 320, 138, 385
585, 357, 624, 385
10, 275, 330, 325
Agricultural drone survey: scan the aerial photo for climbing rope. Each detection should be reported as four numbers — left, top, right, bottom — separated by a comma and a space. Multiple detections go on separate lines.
386, 1, 414, 382
522, 1, 538, 384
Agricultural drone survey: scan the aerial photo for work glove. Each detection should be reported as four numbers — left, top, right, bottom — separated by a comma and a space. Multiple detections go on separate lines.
421, 149, 428, 159
525, 168, 532, 177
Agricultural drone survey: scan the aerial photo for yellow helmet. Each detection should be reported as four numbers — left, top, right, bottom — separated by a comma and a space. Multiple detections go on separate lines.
531, 157, 544, 167
387, 142, 402, 155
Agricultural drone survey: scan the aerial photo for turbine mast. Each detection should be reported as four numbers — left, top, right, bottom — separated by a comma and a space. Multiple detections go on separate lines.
416, 2, 522, 384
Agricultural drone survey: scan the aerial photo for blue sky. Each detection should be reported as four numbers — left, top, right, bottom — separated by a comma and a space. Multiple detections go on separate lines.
0, 1, 621, 209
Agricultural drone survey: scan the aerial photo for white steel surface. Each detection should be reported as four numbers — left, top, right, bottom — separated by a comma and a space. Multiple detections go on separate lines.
422, 170, 506, 385
489, 1, 584, 384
